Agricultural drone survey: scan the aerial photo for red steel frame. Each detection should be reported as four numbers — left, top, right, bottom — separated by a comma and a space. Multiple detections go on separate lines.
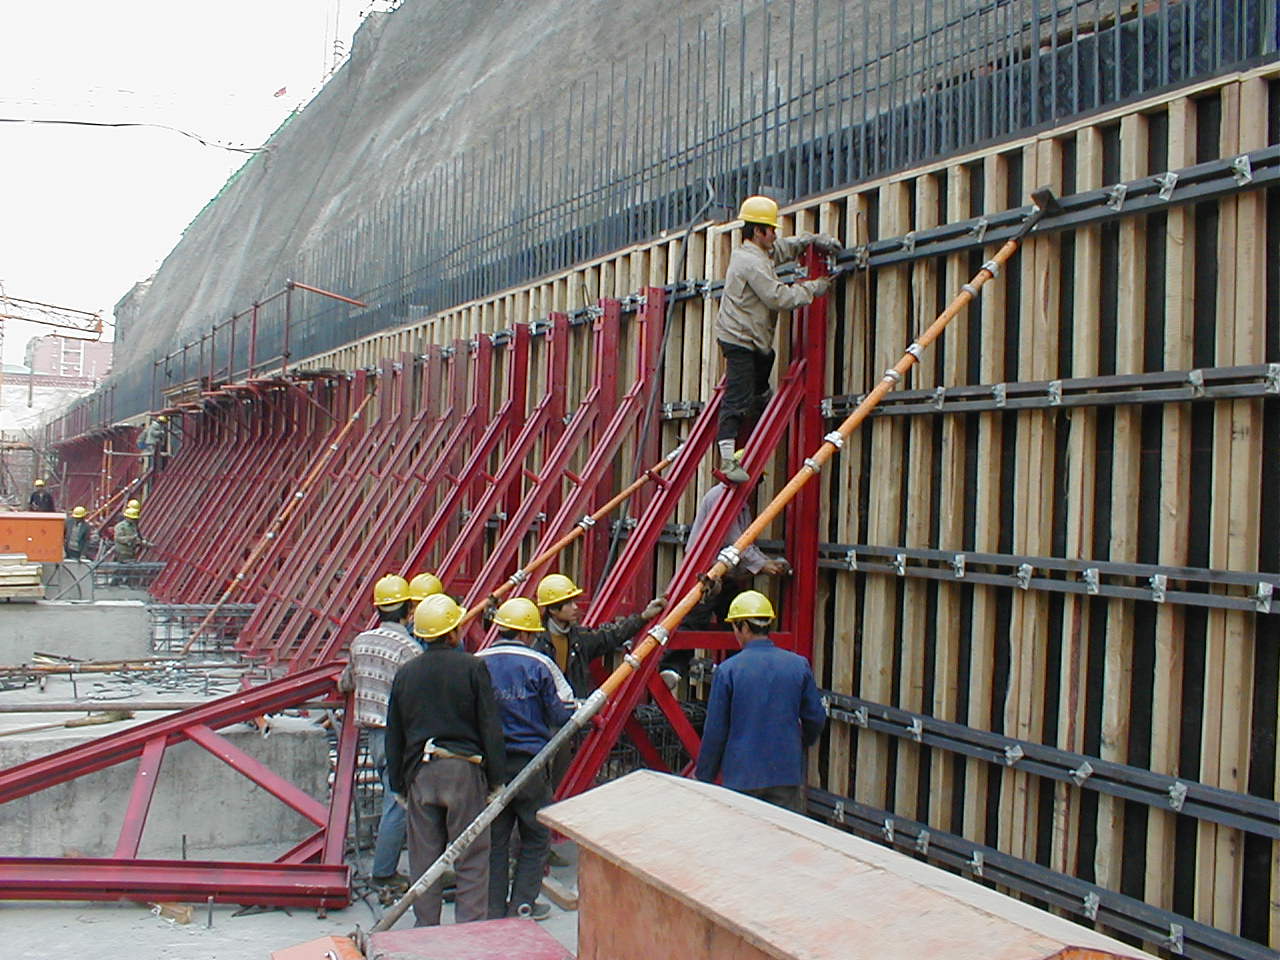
557, 251, 829, 798
5, 249, 829, 907
0, 663, 355, 907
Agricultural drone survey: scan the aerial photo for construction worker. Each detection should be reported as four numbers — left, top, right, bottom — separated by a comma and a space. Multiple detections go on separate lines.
385, 593, 505, 926
476, 597, 574, 921
139, 415, 169, 473
407, 571, 444, 617
694, 590, 826, 814
112, 501, 148, 561
683, 450, 790, 631
714, 196, 838, 482
64, 506, 90, 560
532, 572, 666, 698
28, 479, 54, 512
337, 574, 421, 901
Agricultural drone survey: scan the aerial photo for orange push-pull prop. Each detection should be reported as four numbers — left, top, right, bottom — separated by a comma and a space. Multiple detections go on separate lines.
367, 189, 1061, 937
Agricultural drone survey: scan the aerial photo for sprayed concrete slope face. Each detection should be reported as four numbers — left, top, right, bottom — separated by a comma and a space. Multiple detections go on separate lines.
115, 0, 875, 366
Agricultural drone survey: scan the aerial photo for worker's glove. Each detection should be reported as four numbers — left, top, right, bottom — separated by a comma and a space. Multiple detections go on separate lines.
482, 598, 498, 627
812, 233, 843, 255
391, 792, 408, 809
641, 595, 667, 620
805, 277, 831, 298
761, 558, 792, 576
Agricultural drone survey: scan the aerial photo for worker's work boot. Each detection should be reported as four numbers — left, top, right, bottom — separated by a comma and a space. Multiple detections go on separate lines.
718, 457, 750, 484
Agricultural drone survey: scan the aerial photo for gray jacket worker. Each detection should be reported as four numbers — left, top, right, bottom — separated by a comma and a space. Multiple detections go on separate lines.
713, 195, 837, 483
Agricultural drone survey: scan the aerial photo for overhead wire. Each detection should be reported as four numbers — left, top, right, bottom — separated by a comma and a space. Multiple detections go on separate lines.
0, 117, 268, 155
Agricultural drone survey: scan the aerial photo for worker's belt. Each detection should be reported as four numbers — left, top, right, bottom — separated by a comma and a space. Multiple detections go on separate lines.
421, 738, 483, 765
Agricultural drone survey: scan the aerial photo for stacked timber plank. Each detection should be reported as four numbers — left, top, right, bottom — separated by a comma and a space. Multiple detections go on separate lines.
0, 554, 43, 600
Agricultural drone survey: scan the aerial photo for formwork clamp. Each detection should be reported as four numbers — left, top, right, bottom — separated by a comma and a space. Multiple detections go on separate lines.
881, 818, 895, 844
1155, 170, 1179, 201
1014, 563, 1033, 590
1232, 154, 1254, 185
1253, 581, 1273, 614
914, 829, 930, 855
952, 553, 966, 579
1069, 760, 1094, 786
1083, 567, 1100, 595
907, 716, 924, 742
1106, 183, 1127, 211
1150, 574, 1168, 603
1003, 744, 1025, 766
1167, 780, 1188, 812
1266, 363, 1280, 394
1083, 892, 1101, 921
1164, 923, 1185, 954
968, 850, 984, 878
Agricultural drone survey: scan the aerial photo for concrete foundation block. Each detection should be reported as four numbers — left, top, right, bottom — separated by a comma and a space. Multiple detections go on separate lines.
0, 723, 330, 859
0, 600, 151, 665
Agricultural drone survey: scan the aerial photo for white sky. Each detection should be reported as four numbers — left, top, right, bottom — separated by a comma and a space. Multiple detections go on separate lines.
0, 0, 372, 365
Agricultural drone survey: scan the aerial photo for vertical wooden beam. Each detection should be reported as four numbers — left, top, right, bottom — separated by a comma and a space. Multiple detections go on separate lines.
963, 152, 1010, 844
896, 173, 940, 821
827, 191, 871, 801
1145, 95, 1195, 915
854, 180, 910, 811
1095, 111, 1149, 893
929, 162, 971, 835
1052, 124, 1103, 880
1198, 76, 1266, 936
1002, 139, 1064, 865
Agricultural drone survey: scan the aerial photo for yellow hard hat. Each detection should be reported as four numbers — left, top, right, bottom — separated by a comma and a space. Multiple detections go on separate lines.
738, 195, 779, 228
157, 415, 168, 423
725, 590, 776, 622
33, 479, 45, 488
493, 597, 542, 633
71, 506, 87, 519
536, 572, 582, 608
126, 499, 141, 511
414, 593, 466, 639
408, 572, 443, 602
372, 573, 410, 609
122, 504, 141, 520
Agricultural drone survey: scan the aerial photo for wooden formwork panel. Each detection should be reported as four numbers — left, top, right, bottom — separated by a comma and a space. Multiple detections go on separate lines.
286, 66, 1279, 953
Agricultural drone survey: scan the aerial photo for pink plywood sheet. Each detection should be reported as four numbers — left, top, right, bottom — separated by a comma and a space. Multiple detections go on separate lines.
541, 772, 1155, 960
368, 917, 573, 960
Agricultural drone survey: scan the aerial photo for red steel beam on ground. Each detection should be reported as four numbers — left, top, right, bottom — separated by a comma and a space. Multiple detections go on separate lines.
0, 663, 342, 804
0, 858, 349, 908
0, 663, 356, 908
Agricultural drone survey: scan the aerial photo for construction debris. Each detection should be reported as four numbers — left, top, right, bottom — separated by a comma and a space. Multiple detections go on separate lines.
0, 554, 42, 600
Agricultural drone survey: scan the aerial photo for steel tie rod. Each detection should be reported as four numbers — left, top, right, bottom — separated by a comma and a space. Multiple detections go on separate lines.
365, 188, 1060, 938
460, 444, 682, 640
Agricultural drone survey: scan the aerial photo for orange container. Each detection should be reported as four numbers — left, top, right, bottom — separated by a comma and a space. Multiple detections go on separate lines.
0, 511, 65, 562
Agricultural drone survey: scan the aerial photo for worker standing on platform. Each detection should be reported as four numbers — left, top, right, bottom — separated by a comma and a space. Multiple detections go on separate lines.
714, 196, 838, 483
112, 501, 147, 561
694, 591, 826, 814
64, 506, 90, 560
139, 415, 168, 473
338, 574, 421, 901
28, 479, 54, 512
386, 593, 506, 926
477, 597, 574, 920
532, 572, 666, 698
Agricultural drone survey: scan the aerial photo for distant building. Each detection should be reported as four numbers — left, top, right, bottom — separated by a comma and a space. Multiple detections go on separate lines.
24, 336, 113, 379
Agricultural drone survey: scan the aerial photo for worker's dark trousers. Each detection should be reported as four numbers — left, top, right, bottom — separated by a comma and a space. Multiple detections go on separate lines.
741, 783, 806, 814
406, 757, 491, 925
487, 750, 552, 918
717, 341, 775, 442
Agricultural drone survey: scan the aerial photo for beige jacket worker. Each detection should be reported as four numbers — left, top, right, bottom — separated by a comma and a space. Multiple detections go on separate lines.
714, 233, 828, 353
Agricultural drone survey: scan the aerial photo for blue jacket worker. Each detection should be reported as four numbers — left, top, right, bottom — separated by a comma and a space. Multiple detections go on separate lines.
694, 590, 827, 813
476, 597, 575, 921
